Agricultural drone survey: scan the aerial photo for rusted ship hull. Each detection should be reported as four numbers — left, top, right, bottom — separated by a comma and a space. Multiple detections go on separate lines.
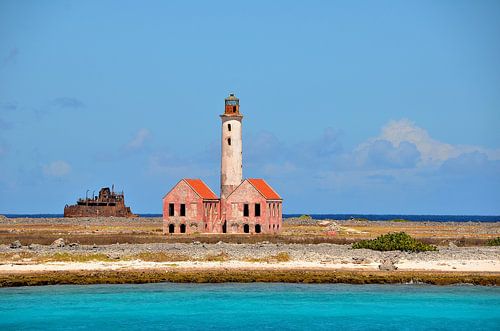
64, 186, 137, 218
64, 205, 136, 217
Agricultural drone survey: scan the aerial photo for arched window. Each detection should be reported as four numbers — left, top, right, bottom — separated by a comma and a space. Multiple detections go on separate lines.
255, 224, 261, 233
228, 124, 231, 131
228, 138, 231, 146
168, 224, 175, 234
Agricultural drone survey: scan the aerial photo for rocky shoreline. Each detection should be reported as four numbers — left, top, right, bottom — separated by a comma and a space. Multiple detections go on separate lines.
0, 216, 498, 287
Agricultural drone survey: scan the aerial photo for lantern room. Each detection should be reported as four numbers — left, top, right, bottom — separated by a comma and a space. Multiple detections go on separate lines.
224, 93, 240, 115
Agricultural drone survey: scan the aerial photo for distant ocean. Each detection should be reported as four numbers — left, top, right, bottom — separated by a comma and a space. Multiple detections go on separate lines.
3, 213, 500, 222
1, 283, 499, 330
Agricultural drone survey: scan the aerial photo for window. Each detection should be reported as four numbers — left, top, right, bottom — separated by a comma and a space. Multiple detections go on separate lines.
243, 203, 249, 217
255, 203, 261, 217
180, 204, 186, 216
228, 124, 231, 131
228, 138, 231, 146
180, 224, 186, 233
255, 224, 261, 233
233, 106, 237, 112
169, 203, 174, 216
243, 224, 250, 233
168, 224, 175, 233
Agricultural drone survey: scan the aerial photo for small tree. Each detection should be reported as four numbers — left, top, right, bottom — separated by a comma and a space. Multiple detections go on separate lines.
352, 232, 437, 252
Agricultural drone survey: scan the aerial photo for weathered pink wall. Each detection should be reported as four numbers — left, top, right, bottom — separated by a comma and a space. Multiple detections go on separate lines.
224, 180, 283, 234
163, 180, 204, 234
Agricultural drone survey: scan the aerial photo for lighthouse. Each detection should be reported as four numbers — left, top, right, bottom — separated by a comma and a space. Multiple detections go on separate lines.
220, 93, 243, 199
162, 93, 282, 235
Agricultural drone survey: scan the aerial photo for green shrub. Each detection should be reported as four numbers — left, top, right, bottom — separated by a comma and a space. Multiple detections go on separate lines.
390, 219, 409, 222
298, 214, 312, 220
486, 237, 500, 246
352, 232, 437, 252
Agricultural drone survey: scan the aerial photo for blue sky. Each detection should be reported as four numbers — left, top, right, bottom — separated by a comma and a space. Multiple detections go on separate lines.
1, 0, 499, 214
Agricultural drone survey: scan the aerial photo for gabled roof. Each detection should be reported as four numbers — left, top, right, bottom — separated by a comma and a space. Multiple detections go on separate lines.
184, 179, 219, 200
248, 178, 281, 200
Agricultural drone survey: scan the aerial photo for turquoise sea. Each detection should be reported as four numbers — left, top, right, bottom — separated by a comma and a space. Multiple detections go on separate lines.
0, 283, 499, 330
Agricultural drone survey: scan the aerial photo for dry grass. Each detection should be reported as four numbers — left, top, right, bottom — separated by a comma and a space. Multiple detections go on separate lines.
202, 252, 230, 262
0, 218, 498, 246
0, 252, 114, 263
41, 252, 114, 263
126, 252, 190, 262
245, 252, 291, 263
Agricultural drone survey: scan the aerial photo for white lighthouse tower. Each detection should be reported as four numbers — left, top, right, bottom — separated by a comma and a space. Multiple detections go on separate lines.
220, 93, 243, 199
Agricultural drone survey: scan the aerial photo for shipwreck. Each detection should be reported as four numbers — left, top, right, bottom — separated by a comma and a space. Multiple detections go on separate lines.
64, 186, 137, 217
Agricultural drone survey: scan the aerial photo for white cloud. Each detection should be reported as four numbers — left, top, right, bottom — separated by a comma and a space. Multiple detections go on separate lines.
126, 128, 151, 151
42, 160, 71, 178
361, 119, 500, 166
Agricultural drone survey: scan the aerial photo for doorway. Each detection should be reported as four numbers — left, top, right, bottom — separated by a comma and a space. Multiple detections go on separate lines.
243, 224, 249, 233
180, 224, 186, 233
222, 221, 227, 233
168, 224, 175, 234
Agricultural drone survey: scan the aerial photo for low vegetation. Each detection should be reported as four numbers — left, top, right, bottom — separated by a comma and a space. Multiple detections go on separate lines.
127, 252, 190, 262
298, 214, 312, 220
245, 252, 291, 263
352, 232, 437, 252
390, 219, 410, 223
486, 237, 500, 246
202, 252, 230, 262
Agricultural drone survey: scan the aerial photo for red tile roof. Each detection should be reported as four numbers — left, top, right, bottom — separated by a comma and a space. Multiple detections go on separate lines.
184, 179, 219, 200
248, 178, 281, 200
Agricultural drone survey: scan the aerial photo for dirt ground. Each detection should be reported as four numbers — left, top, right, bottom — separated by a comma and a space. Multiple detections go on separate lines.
0, 216, 498, 246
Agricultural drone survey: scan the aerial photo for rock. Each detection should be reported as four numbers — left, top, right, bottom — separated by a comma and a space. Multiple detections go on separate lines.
318, 221, 330, 226
51, 238, 65, 247
352, 257, 372, 264
193, 241, 201, 245
10, 240, 22, 249
379, 259, 397, 271
448, 241, 458, 248
327, 222, 340, 231
28, 244, 41, 250
107, 253, 121, 260
68, 242, 79, 248
0, 214, 8, 221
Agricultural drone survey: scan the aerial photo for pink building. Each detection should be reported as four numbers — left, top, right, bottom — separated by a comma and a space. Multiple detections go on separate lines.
162, 94, 283, 234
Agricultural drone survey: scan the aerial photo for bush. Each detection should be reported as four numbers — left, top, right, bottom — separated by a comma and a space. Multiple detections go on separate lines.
298, 214, 312, 220
486, 237, 500, 246
390, 219, 409, 222
352, 232, 437, 252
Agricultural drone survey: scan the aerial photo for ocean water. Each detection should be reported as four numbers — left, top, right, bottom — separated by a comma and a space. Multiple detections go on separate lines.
0, 283, 499, 330
4, 213, 500, 222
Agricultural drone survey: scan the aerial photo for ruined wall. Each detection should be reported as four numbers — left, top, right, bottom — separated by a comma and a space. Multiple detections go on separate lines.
223, 180, 282, 234
162, 180, 204, 234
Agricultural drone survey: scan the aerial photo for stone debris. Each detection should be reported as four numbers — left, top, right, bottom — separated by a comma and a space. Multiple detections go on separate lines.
51, 238, 65, 248
379, 258, 398, 271
9, 240, 22, 249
